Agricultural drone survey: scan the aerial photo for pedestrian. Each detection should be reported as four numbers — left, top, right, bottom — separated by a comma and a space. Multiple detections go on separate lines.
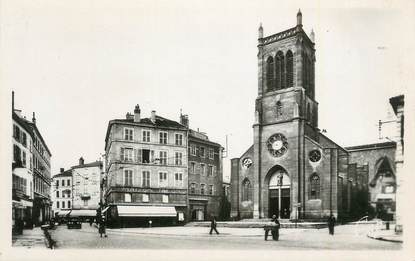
89, 218, 93, 226
99, 216, 107, 238
271, 215, 281, 241
328, 214, 336, 235
209, 216, 219, 235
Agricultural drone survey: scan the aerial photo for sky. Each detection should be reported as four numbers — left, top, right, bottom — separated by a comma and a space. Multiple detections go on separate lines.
1, 0, 413, 183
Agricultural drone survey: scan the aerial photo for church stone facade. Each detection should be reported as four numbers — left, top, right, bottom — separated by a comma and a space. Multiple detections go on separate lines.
230, 11, 399, 221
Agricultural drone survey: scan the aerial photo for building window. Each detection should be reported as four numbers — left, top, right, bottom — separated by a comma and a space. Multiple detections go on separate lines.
159, 151, 167, 165
13, 145, 21, 165
200, 184, 206, 195
142, 130, 151, 142
159, 172, 168, 187
62, 201, 65, 209
190, 162, 196, 174
207, 165, 214, 177
159, 132, 168, 144
22, 151, 26, 167
175, 152, 183, 166
56, 191, 59, 198
242, 178, 252, 201
124, 193, 132, 203
175, 133, 183, 146
142, 194, 149, 202
142, 171, 150, 187
190, 145, 196, 156
310, 173, 320, 199
22, 132, 27, 147
174, 173, 183, 187
162, 194, 169, 203
208, 149, 214, 159
67, 179, 70, 186
121, 148, 134, 162
124, 169, 133, 186
286, 50, 294, 87
83, 200, 88, 206
62, 180, 65, 186
57, 201, 60, 208
208, 185, 214, 195
140, 149, 153, 164
68, 201, 71, 208
200, 164, 206, 175
190, 183, 196, 194
124, 127, 134, 141
276, 51, 285, 90
199, 147, 205, 158
266, 56, 275, 92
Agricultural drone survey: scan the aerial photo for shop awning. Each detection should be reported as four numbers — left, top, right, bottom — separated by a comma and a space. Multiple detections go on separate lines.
56, 210, 71, 217
101, 206, 110, 214
69, 209, 97, 217
376, 193, 395, 201
117, 205, 177, 217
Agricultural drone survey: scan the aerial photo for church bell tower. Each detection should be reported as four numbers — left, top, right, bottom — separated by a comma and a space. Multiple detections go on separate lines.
252, 10, 319, 219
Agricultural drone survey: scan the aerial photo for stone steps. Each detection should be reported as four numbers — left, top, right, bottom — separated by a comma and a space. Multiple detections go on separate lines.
185, 220, 327, 229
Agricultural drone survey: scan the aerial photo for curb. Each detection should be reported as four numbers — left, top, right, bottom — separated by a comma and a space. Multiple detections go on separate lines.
366, 233, 403, 243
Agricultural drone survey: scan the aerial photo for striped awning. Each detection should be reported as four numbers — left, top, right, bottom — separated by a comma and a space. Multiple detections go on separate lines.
117, 205, 177, 217
56, 210, 71, 217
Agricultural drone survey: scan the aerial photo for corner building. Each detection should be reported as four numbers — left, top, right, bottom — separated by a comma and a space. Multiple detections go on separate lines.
104, 106, 188, 227
231, 11, 361, 220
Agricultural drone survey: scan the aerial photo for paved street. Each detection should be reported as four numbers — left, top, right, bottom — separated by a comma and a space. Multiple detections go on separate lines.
47, 223, 401, 250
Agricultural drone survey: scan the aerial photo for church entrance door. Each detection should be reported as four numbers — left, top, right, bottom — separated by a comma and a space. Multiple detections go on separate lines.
268, 170, 291, 219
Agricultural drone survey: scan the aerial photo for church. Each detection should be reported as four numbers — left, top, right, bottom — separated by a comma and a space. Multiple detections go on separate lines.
230, 10, 400, 221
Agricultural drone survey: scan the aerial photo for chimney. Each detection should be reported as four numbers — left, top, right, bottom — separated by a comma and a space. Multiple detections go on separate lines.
125, 112, 134, 120
134, 104, 141, 122
79, 157, 84, 166
60, 168, 64, 173
32, 112, 36, 125
151, 110, 156, 123
180, 114, 189, 128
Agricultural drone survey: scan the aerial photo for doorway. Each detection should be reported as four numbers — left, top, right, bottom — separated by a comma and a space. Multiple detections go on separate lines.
268, 170, 291, 219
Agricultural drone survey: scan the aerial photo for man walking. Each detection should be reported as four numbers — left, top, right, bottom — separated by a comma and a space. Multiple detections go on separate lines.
328, 214, 336, 235
99, 215, 107, 238
209, 216, 219, 235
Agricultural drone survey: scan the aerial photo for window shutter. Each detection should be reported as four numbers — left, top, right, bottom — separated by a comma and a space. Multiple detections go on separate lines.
150, 150, 154, 163
137, 149, 142, 163
120, 148, 125, 161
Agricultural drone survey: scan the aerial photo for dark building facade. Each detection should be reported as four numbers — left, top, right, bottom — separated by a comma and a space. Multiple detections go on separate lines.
182, 114, 224, 221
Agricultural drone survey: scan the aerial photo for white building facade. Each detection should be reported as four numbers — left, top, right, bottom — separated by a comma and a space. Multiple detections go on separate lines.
104, 105, 188, 227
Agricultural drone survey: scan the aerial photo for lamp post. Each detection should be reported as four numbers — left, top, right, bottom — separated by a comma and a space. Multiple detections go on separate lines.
277, 172, 283, 218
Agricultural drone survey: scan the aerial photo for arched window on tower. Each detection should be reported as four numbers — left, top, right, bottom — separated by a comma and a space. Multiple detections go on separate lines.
275, 51, 285, 90
266, 57, 275, 92
286, 50, 294, 87
310, 173, 320, 199
242, 178, 252, 202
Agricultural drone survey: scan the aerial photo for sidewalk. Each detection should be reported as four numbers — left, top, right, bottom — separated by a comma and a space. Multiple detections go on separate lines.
12, 227, 47, 249
367, 224, 403, 243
